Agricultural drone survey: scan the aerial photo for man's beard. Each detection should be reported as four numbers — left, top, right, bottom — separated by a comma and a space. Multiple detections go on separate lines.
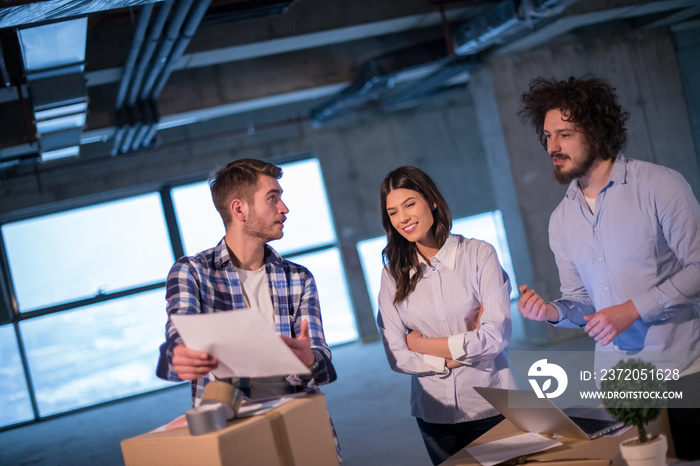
552, 149, 597, 184
244, 211, 284, 242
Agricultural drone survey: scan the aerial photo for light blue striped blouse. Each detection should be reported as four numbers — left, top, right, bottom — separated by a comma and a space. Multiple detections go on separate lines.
377, 234, 512, 423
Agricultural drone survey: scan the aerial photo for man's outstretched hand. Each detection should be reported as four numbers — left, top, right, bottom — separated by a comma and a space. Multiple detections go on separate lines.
280, 319, 315, 367
518, 285, 558, 322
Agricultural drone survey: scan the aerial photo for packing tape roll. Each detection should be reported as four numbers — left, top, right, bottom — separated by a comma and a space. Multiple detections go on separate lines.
201, 381, 236, 420
185, 403, 227, 436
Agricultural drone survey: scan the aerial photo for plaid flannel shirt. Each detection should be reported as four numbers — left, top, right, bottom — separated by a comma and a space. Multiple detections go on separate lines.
156, 237, 337, 404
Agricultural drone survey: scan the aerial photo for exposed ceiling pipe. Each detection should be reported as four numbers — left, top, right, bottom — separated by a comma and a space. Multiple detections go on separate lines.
149, 0, 212, 101
122, 0, 184, 153
110, 0, 212, 155
120, 0, 204, 153
138, 0, 194, 100
119, 107, 139, 154
2, 112, 311, 180
115, 3, 154, 110
380, 5, 474, 112
309, 69, 392, 128
138, 0, 213, 149
127, 0, 174, 107
111, 2, 155, 156
362, 0, 581, 118
111, 0, 174, 156
131, 99, 158, 150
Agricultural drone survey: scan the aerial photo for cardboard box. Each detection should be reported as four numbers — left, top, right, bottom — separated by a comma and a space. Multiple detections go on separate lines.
121, 394, 339, 466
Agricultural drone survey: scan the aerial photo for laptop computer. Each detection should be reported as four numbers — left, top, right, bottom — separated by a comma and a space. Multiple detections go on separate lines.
474, 387, 624, 440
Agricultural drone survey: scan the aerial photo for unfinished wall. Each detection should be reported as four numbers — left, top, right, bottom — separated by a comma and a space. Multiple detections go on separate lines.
0, 90, 496, 341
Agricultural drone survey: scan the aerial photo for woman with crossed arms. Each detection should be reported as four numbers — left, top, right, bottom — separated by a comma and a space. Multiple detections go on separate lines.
376, 166, 512, 465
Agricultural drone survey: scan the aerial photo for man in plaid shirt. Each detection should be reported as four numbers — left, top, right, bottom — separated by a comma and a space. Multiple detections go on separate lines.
156, 158, 337, 405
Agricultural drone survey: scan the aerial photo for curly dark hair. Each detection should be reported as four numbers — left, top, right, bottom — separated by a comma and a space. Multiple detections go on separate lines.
380, 166, 452, 304
518, 75, 630, 161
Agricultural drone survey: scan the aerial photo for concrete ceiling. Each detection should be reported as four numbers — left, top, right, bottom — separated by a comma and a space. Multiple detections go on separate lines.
0, 0, 698, 175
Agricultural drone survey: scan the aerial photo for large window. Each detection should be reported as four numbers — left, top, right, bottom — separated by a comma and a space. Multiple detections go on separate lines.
19, 290, 171, 417
357, 210, 518, 316
3, 194, 173, 312
0, 325, 33, 428
1, 194, 174, 427
0, 157, 358, 429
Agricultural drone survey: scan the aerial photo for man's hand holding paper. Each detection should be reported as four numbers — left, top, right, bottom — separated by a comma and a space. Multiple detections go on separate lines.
172, 344, 219, 381
171, 309, 311, 380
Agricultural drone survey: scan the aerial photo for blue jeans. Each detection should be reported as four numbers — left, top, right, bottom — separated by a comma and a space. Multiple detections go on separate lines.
416, 415, 504, 465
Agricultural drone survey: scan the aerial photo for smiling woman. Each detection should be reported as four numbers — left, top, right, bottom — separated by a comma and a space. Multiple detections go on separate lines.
376, 166, 513, 465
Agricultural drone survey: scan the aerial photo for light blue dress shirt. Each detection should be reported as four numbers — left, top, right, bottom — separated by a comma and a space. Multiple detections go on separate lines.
378, 234, 512, 424
548, 154, 700, 370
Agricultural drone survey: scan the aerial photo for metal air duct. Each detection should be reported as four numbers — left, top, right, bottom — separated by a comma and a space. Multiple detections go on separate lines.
18, 16, 88, 162
310, 39, 451, 127
452, 0, 578, 55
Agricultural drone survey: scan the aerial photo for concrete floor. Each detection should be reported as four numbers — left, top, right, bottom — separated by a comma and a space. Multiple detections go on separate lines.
0, 337, 595, 466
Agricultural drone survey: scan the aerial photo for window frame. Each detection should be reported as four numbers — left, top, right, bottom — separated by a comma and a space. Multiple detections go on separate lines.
0, 154, 360, 430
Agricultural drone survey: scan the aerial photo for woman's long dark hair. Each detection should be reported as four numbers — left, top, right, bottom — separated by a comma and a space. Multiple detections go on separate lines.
380, 166, 452, 305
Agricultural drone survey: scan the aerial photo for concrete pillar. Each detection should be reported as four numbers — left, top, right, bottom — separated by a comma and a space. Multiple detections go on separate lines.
470, 67, 551, 344
674, 22, 700, 173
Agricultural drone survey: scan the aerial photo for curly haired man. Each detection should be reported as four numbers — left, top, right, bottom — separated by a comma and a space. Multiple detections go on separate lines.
516, 75, 700, 460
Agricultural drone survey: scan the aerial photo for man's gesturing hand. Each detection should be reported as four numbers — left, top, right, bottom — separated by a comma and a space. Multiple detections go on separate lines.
172, 344, 218, 380
518, 285, 558, 322
583, 300, 640, 346
280, 318, 316, 367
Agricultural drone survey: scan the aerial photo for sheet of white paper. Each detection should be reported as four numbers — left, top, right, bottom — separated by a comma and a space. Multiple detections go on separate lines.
466, 432, 562, 466
171, 309, 310, 378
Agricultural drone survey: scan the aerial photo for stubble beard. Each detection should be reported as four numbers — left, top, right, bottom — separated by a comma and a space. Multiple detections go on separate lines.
244, 211, 283, 242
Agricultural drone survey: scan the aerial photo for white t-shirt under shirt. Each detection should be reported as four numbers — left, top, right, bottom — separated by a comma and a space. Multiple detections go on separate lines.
585, 196, 596, 213
231, 264, 288, 399
234, 264, 275, 324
